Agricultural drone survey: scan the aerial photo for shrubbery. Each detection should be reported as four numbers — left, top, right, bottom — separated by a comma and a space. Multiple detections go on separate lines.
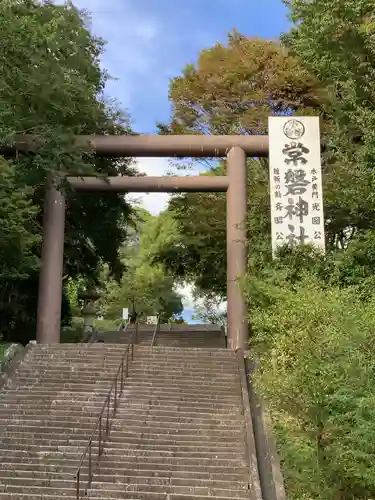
247, 245, 375, 499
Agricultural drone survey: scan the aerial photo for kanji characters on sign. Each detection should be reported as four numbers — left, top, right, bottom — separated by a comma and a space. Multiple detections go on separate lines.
268, 116, 325, 255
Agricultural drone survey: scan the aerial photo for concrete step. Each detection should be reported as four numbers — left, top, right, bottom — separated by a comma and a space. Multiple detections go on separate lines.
0, 403, 240, 417
0, 492, 248, 500
0, 410, 113, 422
0, 460, 248, 478
0, 434, 243, 452
112, 412, 243, 426
120, 387, 241, 399
0, 442, 244, 460
0, 450, 245, 468
4, 382, 122, 392
0, 437, 244, 455
110, 423, 245, 437
14, 366, 124, 375
107, 407, 243, 419
135, 346, 232, 354
122, 380, 240, 391
88, 482, 250, 498
94, 470, 248, 484
0, 471, 248, 491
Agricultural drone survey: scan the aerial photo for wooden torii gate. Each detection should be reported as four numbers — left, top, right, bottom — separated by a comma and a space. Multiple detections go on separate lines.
8, 134, 268, 351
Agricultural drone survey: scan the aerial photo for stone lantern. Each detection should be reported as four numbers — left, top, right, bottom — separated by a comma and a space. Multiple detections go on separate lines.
79, 289, 101, 337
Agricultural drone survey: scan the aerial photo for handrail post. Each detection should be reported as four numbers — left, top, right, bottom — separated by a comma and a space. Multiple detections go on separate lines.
76, 471, 80, 500
121, 356, 124, 392
125, 346, 129, 378
114, 378, 118, 413
75, 341, 135, 495
88, 442, 92, 489
106, 395, 110, 436
151, 315, 160, 347
98, 415, 102, 457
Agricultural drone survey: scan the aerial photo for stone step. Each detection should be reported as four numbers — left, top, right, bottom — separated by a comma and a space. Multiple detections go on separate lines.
112, 412, 243, 425
89, 482, 250, 499
121, 381, 241, 392
111, 417, 243, 430
1, 422, 243, 439
0, 450, 245, 468
97, 394, 241, 406
17, 366, 123, 373
95, 470, 248, 484
0, 402, 239, 418
128, 366, 238, 373
0, 437, 243, 455
0, 460, 248, 477
10, 375, 238, 387
0, 441, 244, 459
106, 407, 243, 419
0, 470, 247, 491
1, 433, 243, 451
120, 388, 241, 399
0, 402, 240, 416
2, 428, 243, 444
0, 492, 247, 500
78, 478, 246, 499
0, 409, 111, 421
109, 423, 244, 437
26, 351, 127, 359
135, 347, 232, 355
99, 445, 245, 459
0, 388, 112, 397
4, 382, 122, 392
129, 362, 237, 370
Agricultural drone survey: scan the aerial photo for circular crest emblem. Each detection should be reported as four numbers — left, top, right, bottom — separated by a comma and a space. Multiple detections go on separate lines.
283, 119, 305, 140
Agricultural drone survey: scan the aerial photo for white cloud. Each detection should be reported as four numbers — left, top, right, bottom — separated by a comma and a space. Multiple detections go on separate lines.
127, 157, 203, 216
175, 283, 227, 320
175, 283, 196, 310
126, 157, 171, 215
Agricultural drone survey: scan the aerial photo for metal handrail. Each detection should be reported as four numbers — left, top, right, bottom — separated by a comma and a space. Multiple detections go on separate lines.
151, 316, 160, 347
74, 342, 133, 499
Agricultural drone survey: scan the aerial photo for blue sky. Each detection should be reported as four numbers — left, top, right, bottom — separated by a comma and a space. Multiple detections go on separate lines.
72, 0, 290, 134
69, 0, 290, 315
68, 0, 290, 215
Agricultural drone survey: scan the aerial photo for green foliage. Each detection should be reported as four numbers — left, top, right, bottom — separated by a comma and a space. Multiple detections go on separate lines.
156, 18, 375, 498
155, 35, 324, 299
162, 33, 325, 136
283, 0, 375, 244
60, 317, 84, 343
248, 272, 375, 499
0, 0, 136, 342
100, 210, 183, 322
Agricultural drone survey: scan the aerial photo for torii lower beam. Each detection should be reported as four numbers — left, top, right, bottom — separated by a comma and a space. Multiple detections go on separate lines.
29, 136, 262, 350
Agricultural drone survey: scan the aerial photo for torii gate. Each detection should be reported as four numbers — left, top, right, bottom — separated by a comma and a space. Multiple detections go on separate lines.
7, 134, 268, 351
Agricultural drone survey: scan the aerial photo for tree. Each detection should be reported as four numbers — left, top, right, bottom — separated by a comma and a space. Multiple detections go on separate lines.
248, 268, 375, 499
282, 0, 375, 246
100, 210, 183, 323
154, 34, 324, 298
0, 0, 136, 343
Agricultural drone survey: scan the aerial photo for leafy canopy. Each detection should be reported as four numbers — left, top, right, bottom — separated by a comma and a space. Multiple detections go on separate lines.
0, 0, 136, 342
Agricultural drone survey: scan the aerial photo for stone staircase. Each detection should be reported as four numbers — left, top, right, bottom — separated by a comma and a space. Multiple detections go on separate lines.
85, 346, 258, 499
0, 338, 261, 499
0, 343, 129, 499
96, 323, 226, 348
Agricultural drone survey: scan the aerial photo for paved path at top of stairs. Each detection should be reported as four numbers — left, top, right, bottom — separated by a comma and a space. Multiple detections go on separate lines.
97, 324, 226, 348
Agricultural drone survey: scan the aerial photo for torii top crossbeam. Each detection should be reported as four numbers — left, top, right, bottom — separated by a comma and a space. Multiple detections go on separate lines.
4, 134, 269, 158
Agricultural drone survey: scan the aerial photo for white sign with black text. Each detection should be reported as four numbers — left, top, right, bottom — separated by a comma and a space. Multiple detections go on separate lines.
268, 116, 325, 255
